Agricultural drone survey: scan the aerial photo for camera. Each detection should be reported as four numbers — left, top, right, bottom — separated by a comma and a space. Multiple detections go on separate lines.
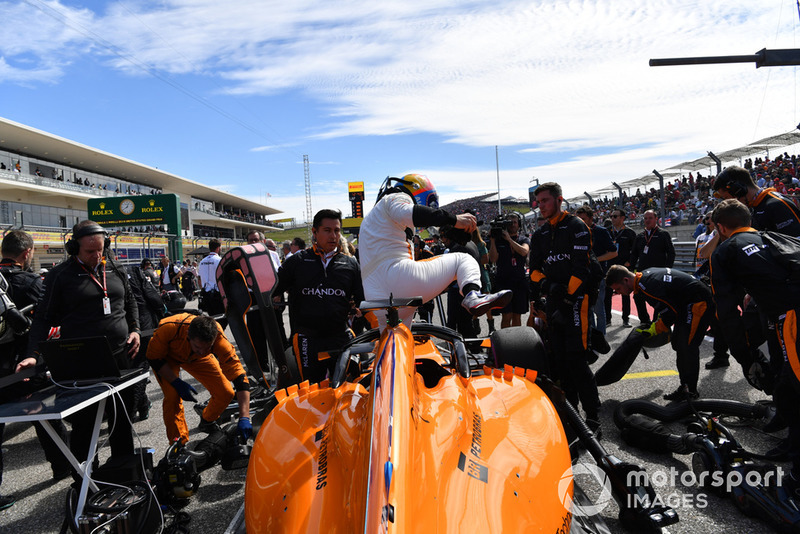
489, 215, 513, 240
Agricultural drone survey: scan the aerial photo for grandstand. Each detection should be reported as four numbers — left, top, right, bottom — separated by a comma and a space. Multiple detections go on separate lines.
0, 117, 282, 269
566, 129, 800, 207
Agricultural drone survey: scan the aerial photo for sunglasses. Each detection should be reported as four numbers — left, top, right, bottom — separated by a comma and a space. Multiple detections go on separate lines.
610, 215, 621, 218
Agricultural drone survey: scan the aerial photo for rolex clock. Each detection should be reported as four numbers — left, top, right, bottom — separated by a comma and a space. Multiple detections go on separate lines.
120, 198, 135, 215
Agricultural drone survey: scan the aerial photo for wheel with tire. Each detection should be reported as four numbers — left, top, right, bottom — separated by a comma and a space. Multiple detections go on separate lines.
490, 326, 549, 375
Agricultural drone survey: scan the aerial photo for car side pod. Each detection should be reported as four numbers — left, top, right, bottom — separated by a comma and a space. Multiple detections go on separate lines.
490, 326, 678, 531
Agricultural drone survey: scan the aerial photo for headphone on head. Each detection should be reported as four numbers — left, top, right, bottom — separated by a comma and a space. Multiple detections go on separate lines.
65, 221, 110, 255
716, 169, 750, 199
722, 179, 749, 199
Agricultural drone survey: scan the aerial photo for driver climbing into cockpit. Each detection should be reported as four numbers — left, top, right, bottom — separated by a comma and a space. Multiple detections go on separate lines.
358, 173, 511, 328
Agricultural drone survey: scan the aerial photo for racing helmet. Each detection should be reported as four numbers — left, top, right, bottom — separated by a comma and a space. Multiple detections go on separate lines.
376, 174, 439, 207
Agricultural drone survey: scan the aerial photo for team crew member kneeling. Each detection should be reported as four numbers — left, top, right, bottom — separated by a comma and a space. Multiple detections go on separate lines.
274, 209, 364, 382
606, 265, 715, 401
359, 174, 511, 327
146, 313, 251, 443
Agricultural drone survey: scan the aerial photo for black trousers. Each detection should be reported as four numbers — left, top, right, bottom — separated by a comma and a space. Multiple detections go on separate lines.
291, 330, 354, 383
546, 295, 600, 418
446, 287, 478, 337
670, 301, 712, 391
67, 387, 134, 466
604, 285, 631, 322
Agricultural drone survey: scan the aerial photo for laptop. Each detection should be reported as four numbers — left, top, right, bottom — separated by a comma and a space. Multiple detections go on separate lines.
39, 336, 144, 386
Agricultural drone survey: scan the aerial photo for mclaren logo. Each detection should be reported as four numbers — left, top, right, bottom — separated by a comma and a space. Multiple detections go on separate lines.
545, 253, 571, 263
302, 286, 346, 298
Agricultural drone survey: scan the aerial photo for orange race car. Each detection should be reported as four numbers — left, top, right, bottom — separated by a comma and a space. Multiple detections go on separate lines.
216, 245, 677, 533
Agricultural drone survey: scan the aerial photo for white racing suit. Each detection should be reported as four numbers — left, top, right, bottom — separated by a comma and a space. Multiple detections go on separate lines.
359, 192, 481, 327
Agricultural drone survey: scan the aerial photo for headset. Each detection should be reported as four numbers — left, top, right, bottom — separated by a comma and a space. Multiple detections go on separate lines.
721, 179, 749, 199
65, 221, 110, 255
715, 168, 751, 199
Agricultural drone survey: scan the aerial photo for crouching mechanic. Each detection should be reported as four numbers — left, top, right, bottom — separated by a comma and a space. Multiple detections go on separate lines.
359, 174, 511, 328
606, 265, 715, 401
146, 313, 251, 443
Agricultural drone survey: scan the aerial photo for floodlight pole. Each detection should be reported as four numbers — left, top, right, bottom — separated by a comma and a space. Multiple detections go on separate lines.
612, 182, 623, 208
652, 170, 666, 225
708, 152, 722, 175
496, 146, 502, 214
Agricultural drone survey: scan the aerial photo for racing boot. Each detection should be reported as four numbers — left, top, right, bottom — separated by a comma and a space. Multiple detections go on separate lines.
705, 355, 730, 369
462, 289, 512, 317
663, 384, 699, 402
762, 412, 788, 433
196, 416, 221, 435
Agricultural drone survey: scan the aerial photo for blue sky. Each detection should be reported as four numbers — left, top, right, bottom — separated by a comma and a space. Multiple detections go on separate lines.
3, 0, 800, 222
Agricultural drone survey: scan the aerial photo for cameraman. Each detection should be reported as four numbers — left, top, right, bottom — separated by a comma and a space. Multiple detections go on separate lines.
489, 212, 530, 328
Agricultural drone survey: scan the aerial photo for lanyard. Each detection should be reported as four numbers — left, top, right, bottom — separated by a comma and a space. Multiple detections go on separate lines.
644, 228, 656, 247
80, 260, 108, 300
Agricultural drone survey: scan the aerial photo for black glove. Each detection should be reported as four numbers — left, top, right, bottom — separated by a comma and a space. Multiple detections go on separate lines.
548, 283, 567, 303
742, 349, 774, 394
170, 377, 198, 402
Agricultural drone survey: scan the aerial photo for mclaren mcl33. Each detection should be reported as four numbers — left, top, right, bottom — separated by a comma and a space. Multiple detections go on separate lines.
243, 298, 677, 533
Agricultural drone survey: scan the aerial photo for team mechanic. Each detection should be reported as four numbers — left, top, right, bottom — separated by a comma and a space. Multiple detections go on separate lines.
274, 209, 364, 383
712, 165, 800, 236
359, 174, 511, 329
712, 166, 800, 418
529, 182, 601, 432
146, 313, 252, 443
605, 265, 715, 401
709, 199, 800, 493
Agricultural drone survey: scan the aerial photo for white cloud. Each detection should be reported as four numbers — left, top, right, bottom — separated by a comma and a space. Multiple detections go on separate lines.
3, 0, 799, 217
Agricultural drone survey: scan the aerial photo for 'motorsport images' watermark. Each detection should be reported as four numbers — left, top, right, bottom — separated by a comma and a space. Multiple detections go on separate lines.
558, 463, 784, 516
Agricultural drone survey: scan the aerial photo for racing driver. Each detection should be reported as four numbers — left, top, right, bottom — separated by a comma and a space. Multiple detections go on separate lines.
359, 174, 511, 328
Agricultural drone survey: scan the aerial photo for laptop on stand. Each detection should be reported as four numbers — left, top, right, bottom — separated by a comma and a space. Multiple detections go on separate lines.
39, 337, 145, 387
